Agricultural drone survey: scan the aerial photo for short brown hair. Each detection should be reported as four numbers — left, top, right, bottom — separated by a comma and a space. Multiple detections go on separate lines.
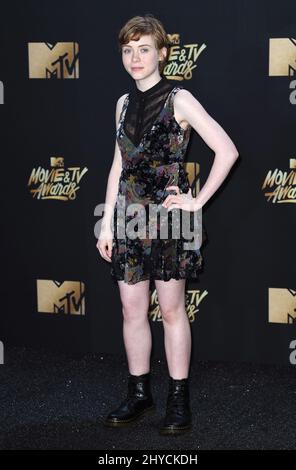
118, 14, 171, 75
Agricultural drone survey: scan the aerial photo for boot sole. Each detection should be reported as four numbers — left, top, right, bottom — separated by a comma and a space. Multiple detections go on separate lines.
159, 423, 192, 435
103, 404, 156, 428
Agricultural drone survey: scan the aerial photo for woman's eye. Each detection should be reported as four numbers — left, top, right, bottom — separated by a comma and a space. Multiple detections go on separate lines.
122, 48, 149, 54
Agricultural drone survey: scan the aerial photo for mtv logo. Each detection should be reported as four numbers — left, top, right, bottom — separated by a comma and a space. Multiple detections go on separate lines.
28, 42, 79, 79
269, 38, 296, 76
50, 157, 64, 167
36, 280, 85, 315
185, 162, 200, 198
167, 33, 180, 45
268, 288, 296, 323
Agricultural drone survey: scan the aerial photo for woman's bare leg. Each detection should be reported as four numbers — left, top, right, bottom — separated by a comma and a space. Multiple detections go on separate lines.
154, 278, 191, 379
118, 279, 152, 376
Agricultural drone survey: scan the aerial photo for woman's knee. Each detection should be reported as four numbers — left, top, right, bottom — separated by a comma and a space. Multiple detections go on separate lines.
159, 304, 184, 323
121, 294, 150, 321
118, 280, 150, 321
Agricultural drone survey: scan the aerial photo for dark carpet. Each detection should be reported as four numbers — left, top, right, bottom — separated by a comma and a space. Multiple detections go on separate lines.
0, 346, 295, 450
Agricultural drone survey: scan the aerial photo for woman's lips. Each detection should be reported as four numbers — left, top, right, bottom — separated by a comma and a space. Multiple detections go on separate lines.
131, 67, 143, 71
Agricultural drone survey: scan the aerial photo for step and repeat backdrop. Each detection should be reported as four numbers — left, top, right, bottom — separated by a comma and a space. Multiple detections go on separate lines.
0, 0, 295, 365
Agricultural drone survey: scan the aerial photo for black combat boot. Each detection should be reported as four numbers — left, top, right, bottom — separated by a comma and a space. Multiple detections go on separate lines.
159, 375, 192, 435
103, 372, 155, 427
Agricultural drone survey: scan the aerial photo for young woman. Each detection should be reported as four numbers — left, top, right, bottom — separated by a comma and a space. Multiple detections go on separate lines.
97, 14, 239, 435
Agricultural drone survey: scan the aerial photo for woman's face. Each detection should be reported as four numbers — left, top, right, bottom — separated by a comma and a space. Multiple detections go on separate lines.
121, 34, 165, 79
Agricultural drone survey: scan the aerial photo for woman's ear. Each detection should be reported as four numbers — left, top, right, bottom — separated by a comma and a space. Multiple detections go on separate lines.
159, 46, 167, 62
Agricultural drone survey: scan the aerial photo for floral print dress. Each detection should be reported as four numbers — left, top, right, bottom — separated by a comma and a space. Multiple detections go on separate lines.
110, 85, 207, 285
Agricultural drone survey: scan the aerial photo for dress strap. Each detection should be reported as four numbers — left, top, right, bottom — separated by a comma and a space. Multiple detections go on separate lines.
170, 85, 184, 101
118, 93, 130, 127
172, 85, 184, 95
166, 85, 184, 112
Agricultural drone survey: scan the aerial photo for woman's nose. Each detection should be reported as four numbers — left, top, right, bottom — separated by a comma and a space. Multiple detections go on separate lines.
131, 54, 140, 61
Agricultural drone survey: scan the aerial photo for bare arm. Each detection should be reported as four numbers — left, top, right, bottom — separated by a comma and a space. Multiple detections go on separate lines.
170, 89, 239, 210
101, 93, 128, 231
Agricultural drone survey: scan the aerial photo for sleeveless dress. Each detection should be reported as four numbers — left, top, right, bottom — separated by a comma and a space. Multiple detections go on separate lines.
110, 85, 206, 285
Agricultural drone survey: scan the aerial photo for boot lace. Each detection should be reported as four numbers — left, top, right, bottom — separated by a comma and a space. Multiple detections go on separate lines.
167, 389, 188, 414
